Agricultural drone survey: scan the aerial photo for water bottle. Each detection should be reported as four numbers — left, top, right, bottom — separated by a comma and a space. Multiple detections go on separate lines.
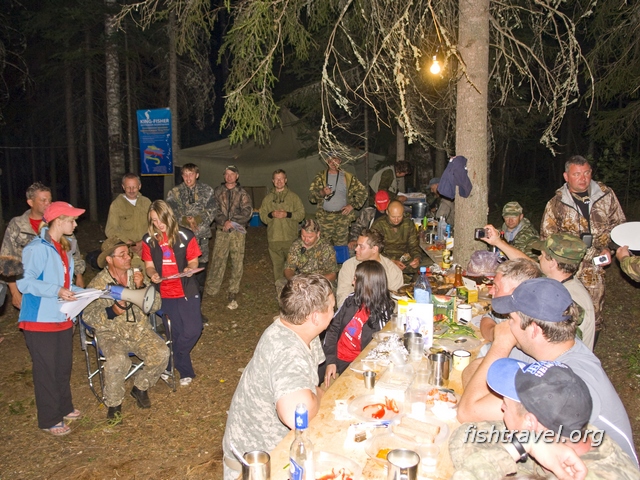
414, 266, 432, 304
290, 403, 314, 479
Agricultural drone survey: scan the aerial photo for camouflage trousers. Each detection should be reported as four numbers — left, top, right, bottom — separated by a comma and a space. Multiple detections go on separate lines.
98, 328, 169, 407
268, 240, 294, 282
577, 261, 606, 331
205, 230, 246, 297
316, 209, 355, 246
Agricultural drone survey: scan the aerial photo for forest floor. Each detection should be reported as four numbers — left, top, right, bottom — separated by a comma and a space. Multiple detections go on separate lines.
0, 223, 638, 479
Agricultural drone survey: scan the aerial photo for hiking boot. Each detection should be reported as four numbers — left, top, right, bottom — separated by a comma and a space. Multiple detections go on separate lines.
107, 405, 122, 420
227, 293, 238, 310
130, 386, 151, 409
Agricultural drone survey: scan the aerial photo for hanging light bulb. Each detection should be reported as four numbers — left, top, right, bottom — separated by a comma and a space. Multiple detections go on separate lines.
430, 55, 441, 75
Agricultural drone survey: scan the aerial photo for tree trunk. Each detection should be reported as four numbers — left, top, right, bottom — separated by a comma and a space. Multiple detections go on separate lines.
454, 0, 490, 267
85, 29, 98, 221
105, 0, 126, 199
64, 64, 79, 205
164, 12, 179, 196
396, 123, 406, 193
124, 30, 136, 174
435, 111, 447, 177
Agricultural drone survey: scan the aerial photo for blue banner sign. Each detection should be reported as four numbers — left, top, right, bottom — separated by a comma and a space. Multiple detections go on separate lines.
137, 108, 173, 175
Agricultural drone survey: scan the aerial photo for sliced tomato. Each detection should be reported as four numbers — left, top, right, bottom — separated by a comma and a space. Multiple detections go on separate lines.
385, 397, 400, 413
363, 403, 386, 419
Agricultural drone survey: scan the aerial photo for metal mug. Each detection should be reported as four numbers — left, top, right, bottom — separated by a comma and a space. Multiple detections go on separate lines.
427, 352, 450, 387
242, 450, 271, 480
387, 448, 420, 480
403, 331, 422, 350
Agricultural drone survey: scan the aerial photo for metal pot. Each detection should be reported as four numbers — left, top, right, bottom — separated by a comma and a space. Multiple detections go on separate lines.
411, 202, 427, 219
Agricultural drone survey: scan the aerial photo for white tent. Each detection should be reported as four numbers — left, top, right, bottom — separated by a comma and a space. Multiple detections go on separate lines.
176, 108, 384, 213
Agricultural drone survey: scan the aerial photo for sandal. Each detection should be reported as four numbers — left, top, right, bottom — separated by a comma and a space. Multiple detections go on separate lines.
42, 422, 71, 436
63, 409, 82, 421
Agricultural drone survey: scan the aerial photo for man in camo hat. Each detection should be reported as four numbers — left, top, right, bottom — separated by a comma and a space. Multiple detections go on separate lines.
501, 201, 539, 259
530, 234, 596, 350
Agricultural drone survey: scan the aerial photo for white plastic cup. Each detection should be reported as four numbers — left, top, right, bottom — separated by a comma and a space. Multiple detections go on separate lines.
457, 304, 472, 324
453, 349, 471, 371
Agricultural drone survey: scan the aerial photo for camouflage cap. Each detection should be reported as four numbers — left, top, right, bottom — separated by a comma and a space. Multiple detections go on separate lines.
530, 233, 587, 265
502, 201, 523, 217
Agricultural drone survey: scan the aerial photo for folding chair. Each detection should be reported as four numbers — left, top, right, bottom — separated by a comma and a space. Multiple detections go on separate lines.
79, 310, 176, 404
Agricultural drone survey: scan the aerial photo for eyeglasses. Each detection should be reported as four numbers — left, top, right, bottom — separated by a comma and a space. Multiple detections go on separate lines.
111, 252, 132, 259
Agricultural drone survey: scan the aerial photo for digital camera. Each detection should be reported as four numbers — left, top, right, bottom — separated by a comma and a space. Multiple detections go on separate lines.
474, 228, 486, 240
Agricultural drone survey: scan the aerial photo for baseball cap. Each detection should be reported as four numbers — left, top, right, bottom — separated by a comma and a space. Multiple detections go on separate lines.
428, 177, 440, 186
225, 165, 239, 174
98, 237, 129, 268
530, 233, 587, 265
492, 277, 572, 322
487, 359, 592, 434
502, 201, 523, 217
43, 202, 85, 223
374, 190, 391, 211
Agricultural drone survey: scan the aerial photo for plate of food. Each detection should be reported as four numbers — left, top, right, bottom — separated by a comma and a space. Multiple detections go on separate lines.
314, 451, 362, 480
348, 394, 403, 422
364, 432, 418, 465
349, 359, 385, 375
391, 415, 449, 446
365, 335, 407, 365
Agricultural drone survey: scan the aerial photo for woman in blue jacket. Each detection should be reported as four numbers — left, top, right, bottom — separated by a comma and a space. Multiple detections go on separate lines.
17, 201, 85, 436
320, 260, 394, 387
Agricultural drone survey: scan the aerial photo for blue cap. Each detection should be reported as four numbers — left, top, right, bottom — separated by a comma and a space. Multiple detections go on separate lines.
487, 359, 592, 434
491, 278, 572, 323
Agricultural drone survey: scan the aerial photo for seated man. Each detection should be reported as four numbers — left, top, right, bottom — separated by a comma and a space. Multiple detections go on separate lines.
222, 274, 333, 480
276, 219, 338, 296
347, 190, 390, 252
451, 359, 638, 478
371, 200, 422, 276
457, 277, 638, 466
336, 229, 403, 307
84, 237, 168, 421
500, 201, 539, 259
480, 228, 596, 350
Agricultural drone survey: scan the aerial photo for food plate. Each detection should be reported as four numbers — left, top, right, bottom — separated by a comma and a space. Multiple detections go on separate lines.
398, 414, 450, 445
364, 432, 418, 465
314, 451, 362, 480
611, 222, 640, 250
348, 394, 403, 422
349, 359, 385, 375
372, 331, 400, 343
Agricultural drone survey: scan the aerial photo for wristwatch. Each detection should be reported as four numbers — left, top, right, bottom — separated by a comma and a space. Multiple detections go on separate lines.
511, 437, 529, 463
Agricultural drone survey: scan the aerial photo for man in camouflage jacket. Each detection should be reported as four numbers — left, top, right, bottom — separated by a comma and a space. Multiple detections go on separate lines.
1, 182, 85, 309
308, 154, 367, 246
500, 201, 539, 260
204, 165, 253, 309
166, 163, 216, 292
84, 237, 167, 420
371, 200, 422, 276
540, 156, 625, 333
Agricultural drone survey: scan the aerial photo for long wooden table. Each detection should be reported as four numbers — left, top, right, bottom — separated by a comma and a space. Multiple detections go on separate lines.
268, 325, 474, 479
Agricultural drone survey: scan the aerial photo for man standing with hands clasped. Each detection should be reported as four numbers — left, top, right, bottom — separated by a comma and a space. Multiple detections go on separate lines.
540, 155, 625, 345
205, 165, 253, 310
259, 169, 305, 288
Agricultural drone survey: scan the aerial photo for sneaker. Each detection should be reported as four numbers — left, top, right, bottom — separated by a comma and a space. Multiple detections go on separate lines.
227, 300, 238, 310
180, 377, 193, 387
160, 370, 171, 382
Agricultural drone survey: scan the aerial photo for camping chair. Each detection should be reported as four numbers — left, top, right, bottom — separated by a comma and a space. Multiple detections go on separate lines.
79, 310, 176, 404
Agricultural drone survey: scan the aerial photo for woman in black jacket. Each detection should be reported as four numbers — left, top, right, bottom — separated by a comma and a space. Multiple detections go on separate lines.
321, 260, 394, 387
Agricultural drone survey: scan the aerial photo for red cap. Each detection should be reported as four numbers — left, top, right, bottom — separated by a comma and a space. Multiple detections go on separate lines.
43, 202, 85, 223
374, 190, 391, 211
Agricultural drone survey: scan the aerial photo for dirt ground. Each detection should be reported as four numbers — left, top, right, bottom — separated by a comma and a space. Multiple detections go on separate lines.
0, 223, 638, 479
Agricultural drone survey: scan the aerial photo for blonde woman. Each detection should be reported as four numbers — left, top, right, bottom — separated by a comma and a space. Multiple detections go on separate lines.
142, 200, 203, 386
17, 201, 85, 436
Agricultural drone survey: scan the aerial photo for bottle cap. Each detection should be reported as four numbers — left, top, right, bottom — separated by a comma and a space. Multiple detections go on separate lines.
420, 266, 427, 273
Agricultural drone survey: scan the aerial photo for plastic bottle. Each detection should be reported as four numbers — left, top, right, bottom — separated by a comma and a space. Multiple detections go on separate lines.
290, 403, 314, 480
414, 266, 432, 304
437, 216, 446, 241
